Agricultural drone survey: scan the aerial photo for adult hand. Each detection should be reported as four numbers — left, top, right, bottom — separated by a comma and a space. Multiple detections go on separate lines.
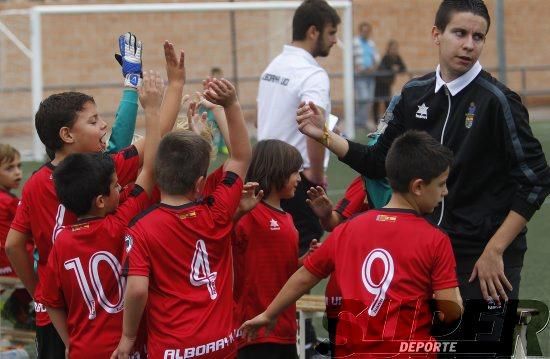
296, 101, 324, 142
469, 247, 513, 305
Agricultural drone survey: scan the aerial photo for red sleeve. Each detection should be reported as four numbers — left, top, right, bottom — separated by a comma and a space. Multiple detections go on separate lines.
10, 182, 32, 235
431, 233, 459, 291
6, 195, 18, 218
304, 225, 342, 279
207, 171, 243, 227
112, 145, 140, 187
203, 165, 224, 197
334, 176, 368, 219
40, 244, 65, 308
125, 226, 150, 277
107, 185, 151, 233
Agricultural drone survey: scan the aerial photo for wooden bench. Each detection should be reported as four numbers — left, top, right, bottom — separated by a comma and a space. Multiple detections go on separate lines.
296, 294, 325, 358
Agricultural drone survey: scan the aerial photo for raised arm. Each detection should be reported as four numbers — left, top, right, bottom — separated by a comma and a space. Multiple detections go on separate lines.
108, 32, 142, 153
133, 41, 185, 161
134, 71, 163, 196
203, 78, 251, 180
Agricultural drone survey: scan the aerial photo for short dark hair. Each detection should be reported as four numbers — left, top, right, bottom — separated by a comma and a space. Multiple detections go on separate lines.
246, 140, 303, 198
35, 92, 95, 152
155, 131, 212, 195
385, 130, 453, 193
292, 0, 341, 41
435, 0, 490, 33
53, 152, 114, 216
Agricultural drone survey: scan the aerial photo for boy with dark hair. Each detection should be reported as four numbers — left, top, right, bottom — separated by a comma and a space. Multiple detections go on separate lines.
241, 130, 462, 358
297, 0, 549, 355
112, 78, 251, 359
6, 41, 185, 358
39, 71, 163, 359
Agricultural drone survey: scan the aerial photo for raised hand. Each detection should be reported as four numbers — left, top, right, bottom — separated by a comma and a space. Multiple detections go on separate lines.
138, 70, 163, 111
239, 182, 264, 215
306, 186, 333, 220
115, 32, 143, 88
296, 101, 325, 141
203, 78, 237, 108
186, 101, 209, 137
163, 41, 185, 87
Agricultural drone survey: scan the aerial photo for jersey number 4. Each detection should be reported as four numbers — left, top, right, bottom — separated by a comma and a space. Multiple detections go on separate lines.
190, 239, 218, 300
362, 248, 394, 317
64, 251, 125, 319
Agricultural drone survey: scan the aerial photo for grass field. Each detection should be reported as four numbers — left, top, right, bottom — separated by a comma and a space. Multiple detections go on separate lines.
18, 121, 550, 355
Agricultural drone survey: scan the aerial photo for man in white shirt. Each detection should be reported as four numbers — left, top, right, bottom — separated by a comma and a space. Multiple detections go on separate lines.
257, 0, 340, 259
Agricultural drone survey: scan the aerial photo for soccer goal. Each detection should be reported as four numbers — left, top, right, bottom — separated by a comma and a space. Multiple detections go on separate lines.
1, 1, 354, 161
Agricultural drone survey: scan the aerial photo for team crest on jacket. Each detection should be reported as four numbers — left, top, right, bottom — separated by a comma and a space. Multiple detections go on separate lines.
416, 103, 428, 119
465, 102, 476, 129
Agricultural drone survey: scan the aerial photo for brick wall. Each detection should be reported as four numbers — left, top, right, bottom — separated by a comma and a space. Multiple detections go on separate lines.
1, 0, 549, 152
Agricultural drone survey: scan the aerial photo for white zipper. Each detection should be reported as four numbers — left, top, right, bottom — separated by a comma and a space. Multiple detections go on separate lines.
437, 86, 451, 226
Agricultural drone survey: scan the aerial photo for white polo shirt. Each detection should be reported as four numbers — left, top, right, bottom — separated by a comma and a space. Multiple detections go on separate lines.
257, 45, 331, 169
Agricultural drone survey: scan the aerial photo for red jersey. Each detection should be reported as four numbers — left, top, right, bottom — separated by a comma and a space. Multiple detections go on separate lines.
11, 146, 140, 326
233, 201, 298, 348
41, 185, 150, 359
125, 170, 243, 359
327, 176, 370, 318
304, 209, 458, 358
334, 176, 369, 219
0, 190, 33, 277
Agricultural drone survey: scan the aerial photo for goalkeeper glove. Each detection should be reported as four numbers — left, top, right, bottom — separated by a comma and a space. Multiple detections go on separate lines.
115, 32, 142, 88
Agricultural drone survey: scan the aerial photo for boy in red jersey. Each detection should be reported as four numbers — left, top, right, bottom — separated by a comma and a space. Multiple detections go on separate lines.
241, 130, 463, 358
6, 41, 185, 358
233, 139, 320, 359
0, 144, 28, 278
112, 78, 251, 359
39, 71, 163, 359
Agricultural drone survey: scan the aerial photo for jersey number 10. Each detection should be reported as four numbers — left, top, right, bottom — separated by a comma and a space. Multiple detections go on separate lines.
64, 251, 125, 320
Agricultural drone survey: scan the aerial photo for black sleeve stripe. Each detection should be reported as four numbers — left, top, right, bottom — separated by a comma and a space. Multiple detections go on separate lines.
222, 171, 239, 187
477, 77, 540, 202
128, 204, 158, 227
121, 145, 139, 160
334, 198, 350, 216
130, 184, 144, 198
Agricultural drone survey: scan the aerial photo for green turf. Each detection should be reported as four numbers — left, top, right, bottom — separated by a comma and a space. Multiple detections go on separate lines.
16, 121, 550, 355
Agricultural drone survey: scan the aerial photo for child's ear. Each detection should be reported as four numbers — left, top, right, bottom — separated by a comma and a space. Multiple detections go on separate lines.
94, 194, 106, 209
195, 175, 206, 195
59, 126, 75, 145
410, 178, 424, 196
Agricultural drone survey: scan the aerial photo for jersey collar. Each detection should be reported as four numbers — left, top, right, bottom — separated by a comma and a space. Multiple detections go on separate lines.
283, 45, 320, 67
434, 61, 482, 96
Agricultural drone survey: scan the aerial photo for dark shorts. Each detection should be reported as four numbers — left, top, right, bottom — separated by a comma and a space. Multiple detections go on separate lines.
237, 343, 297, 359
36, 323, 66, 359
436, 266, 522, 358
281, 172, 324, 256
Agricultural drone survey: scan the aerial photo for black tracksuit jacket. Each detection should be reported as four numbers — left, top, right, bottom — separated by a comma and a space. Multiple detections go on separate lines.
341, 70, 550, 270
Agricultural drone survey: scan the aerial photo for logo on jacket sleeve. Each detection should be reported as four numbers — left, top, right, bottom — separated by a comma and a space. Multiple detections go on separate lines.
416, 103, 429, 120
125, 234, 133, 253
465, 102, 476, 129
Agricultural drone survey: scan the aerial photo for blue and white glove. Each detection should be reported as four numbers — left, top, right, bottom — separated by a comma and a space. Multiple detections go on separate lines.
115, 32, 142, 89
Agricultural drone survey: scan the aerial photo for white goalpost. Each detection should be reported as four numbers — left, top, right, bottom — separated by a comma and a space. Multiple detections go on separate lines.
21, 1, 354, 160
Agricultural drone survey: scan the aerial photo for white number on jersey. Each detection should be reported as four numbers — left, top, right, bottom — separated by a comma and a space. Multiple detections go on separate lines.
190, 239, 218, 300
52, 204, 66, 243
64, 251, 125, 319
362, 248, 394, 317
